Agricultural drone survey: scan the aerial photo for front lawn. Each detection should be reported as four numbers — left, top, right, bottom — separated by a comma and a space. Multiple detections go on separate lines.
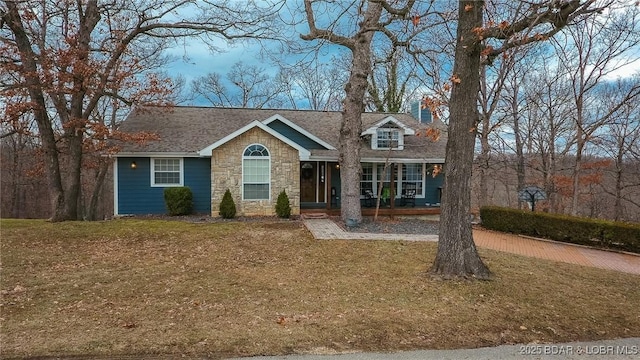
1, 218, 639, 359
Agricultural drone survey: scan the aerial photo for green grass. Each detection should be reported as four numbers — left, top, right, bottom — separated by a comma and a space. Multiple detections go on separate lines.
1, 218, 639, 359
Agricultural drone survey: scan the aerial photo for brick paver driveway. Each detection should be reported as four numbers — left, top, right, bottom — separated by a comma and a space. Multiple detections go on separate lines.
303, 218, 640, 275
473, 228, 640, 275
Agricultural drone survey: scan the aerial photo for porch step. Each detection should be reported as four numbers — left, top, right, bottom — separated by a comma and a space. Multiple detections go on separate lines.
301, 213, 329, 219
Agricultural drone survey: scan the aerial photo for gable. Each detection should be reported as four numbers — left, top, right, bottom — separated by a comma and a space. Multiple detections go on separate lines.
261, 114, 336, 150
360, 116, 416, 151
361, 116, 416, 136
198, 120, 311, 160
265, 119, 327, 150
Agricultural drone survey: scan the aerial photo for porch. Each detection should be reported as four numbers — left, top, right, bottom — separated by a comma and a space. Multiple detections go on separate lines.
300, 205, 442, 217
298, 160, 444, 214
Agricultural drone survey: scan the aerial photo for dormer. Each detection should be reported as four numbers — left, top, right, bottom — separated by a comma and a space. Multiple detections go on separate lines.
361, 116, 415, 150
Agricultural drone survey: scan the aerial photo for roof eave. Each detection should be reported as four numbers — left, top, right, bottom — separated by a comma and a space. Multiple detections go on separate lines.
361, 115, 416, 136
198, 120, 311, 160
112, 151, 203, 158
262, 114, 337, 150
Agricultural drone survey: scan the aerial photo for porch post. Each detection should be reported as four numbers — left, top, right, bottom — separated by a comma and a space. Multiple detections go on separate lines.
326, 163, 332, 209
390, 163, 396, 216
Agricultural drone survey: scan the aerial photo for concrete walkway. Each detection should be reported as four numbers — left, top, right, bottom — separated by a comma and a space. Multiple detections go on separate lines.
303, 218, 640, 275
231, 337, 640, 360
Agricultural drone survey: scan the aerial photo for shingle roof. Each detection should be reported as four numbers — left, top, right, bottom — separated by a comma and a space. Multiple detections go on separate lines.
117, 106, 447, 161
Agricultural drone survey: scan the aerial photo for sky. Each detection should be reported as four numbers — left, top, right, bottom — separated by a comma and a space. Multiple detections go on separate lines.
160, 1, 640, 108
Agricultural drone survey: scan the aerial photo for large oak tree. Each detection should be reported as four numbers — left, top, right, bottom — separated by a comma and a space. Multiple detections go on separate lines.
433, 0, 611, 278
1, 0, 277, 221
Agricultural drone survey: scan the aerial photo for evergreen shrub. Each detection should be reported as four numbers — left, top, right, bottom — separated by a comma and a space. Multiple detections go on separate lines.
219, 189, 236, 219
163, 187, 193, 216
275, 190, 291, 218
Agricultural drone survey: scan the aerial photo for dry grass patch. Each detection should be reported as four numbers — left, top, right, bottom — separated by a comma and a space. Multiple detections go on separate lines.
1, 218, 639, 359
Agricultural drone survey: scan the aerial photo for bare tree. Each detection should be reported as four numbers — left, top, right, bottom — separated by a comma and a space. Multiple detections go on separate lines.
1, 0, 278, 221
476, 48, 518, 208
297, 0, 457, 225
276, 59, 347, 111
301, 0, 396, 223
551, 6, 640, 215
597, 77, 640, 221
191, 61, 286, 108
494, 49, 539, 210
432, 0, 609, 279
520, 53, 576, 213
0, 108, 49, 218
368, 45, 422, 113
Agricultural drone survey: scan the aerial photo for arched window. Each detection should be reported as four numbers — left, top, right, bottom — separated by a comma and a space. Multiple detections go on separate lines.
242, 144, 270, 200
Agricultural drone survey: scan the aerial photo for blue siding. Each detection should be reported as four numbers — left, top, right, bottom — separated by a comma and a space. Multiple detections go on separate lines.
118, 157, 211, 215
184, 158, 212, 214
423, 172, 444, 205
267, 120, 326, 149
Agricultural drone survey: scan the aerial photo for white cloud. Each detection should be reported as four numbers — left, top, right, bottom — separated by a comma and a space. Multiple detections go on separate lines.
603, 58, 640, 80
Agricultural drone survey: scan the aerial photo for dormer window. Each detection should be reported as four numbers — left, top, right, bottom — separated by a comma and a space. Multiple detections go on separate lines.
362, 116, 414, 150
376, 128, 401, 149
373, 124, 404, 150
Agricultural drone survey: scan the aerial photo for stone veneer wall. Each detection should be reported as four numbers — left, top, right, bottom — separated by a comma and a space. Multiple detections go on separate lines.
211, 127, 300, 216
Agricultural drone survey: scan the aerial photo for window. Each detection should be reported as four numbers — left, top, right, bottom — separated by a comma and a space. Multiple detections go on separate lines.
243, 144, 270, 200
376, 164, 393, 188
360, 163, 395, 198
374, 128, 403, 150
376, 129, 399, 149
402, 164, 423, 196
360, 163, 373, 196
151, 158, 183, 186
359, 163, 426, 199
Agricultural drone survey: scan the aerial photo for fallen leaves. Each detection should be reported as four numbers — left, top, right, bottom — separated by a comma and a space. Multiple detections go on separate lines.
3, 219, 640, 358
122, 322, 137, 329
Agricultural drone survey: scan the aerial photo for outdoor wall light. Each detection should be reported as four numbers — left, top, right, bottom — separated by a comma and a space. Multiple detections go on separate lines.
130, 161, 137, 169
335, 164, 340, 169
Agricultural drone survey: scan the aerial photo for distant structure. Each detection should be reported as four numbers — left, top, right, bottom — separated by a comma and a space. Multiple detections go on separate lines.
410, 101, 433, 124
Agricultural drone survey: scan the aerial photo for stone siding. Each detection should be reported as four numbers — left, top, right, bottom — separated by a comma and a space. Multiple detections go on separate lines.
211, 127, 300, 216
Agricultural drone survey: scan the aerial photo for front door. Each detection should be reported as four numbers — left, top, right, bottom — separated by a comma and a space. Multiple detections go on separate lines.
300, 162, 316, 202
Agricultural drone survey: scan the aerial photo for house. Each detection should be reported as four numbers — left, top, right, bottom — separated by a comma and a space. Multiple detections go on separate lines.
113, 106, 446, 217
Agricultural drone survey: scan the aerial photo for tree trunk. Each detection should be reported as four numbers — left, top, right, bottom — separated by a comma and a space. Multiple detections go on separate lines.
511, 82, 526, 210
5, 2, 69, 222
10, 138, 20, 218
571, 138, 584, 216
613, 145, 624, 221
87, 159, 111, 221
64, 132, 85, 220
477, 117, 490, 208
477, 68, 492, 209
431, 0, 490, 280
339, 2, 382, 224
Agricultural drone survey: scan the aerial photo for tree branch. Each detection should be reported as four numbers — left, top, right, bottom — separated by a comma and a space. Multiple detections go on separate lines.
299, 0, 355, 49
481, 0, 611, 61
